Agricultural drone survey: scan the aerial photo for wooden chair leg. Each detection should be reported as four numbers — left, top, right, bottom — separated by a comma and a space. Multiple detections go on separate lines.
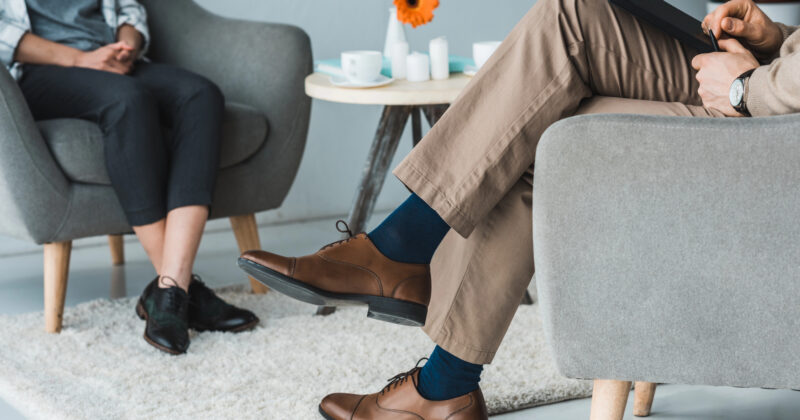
44, 241, 72, 333
230, 213, 268, 294
590, 379, 632, 420
633, 382, 657, 417
108, 234, 125, 266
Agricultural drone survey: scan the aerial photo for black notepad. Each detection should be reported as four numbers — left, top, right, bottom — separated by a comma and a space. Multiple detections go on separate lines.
609, 0, 714, 53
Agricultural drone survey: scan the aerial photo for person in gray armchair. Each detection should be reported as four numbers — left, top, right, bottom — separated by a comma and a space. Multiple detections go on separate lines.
239, 0, 800, 418
0, 0, 259, 355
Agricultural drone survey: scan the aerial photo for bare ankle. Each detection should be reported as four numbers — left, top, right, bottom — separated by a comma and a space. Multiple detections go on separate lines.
158, 274, 190, 292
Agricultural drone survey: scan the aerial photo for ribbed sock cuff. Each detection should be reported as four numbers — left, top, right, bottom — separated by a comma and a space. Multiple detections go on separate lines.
417, 345, 484, 401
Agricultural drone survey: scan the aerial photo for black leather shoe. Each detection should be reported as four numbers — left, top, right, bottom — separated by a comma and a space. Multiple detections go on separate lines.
136, 277, 190, 355
188, 275, 259, 332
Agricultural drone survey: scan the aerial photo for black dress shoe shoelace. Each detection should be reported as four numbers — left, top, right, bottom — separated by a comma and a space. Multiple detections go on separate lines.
150, 276, 189, 328
159, 276, 184, 312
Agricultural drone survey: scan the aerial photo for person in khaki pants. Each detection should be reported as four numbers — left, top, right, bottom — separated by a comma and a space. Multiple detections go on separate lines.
240, 0, 800, 418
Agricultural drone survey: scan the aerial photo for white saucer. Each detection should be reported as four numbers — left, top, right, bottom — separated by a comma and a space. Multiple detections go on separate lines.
463, 65, 479, 77
330, 74, 394, 88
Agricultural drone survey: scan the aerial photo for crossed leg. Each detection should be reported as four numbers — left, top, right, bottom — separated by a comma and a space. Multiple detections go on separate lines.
426, 96, 722, 365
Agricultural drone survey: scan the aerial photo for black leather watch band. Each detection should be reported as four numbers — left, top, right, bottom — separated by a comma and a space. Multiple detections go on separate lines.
733, 69, 756, 117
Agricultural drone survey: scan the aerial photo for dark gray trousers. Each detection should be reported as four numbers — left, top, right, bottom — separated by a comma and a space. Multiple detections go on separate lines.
19, 62, 224, 226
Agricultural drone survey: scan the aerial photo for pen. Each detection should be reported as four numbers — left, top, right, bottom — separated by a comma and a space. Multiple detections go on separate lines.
708, 28, 720, 52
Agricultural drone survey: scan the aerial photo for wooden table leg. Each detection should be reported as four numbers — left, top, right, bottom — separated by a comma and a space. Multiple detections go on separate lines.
316, 105, 412, 316
422, 104, 448, 127
343, 105, 412, 235
412, 107, 423, 147
521, 291, 535, 305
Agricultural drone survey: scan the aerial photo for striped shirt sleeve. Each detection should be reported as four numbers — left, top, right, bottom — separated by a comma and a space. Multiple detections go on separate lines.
115, 0, 150, 56
0, 1, 29, 67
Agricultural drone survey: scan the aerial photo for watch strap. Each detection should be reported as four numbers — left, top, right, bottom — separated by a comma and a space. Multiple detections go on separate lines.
734, 69, 756, 116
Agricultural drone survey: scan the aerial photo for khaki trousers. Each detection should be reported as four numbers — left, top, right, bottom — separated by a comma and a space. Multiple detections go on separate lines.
393, 0, 726, 364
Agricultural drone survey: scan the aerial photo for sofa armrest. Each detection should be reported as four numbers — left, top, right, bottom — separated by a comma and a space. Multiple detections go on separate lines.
0, 66, 71, 243
533, 113, 800, 389
140, 0, 313, 215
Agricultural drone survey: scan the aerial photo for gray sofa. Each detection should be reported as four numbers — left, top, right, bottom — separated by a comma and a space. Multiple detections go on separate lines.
533, 112, 800, 418
0, 0, 312, 333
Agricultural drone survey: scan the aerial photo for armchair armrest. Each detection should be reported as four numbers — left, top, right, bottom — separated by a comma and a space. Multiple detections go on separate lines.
140, 0, 313, 215
533, 113, 800, 389
0, 66, 71, 243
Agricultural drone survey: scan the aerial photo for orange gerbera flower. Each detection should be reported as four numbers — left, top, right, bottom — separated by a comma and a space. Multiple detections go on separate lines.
394, 0, 440, 28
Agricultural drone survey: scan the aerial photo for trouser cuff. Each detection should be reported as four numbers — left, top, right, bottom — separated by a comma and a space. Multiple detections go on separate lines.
393, 161, 478, 238
166, 190, 214, 214
427, 328, 498, 365
125, 205, 167, 227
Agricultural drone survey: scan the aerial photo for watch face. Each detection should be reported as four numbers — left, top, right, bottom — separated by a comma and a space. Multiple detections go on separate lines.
730, 79, 744, 107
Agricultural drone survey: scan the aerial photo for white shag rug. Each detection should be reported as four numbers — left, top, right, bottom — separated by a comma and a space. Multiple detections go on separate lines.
0, 286, 590, 419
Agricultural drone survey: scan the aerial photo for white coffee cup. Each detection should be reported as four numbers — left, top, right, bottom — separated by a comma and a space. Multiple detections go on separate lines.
341, 50, 383, 83
473, 41, 502, 69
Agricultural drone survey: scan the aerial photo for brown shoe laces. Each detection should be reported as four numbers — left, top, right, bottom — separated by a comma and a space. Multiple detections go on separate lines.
379, 358, 428, 395
319, 220, 358, 251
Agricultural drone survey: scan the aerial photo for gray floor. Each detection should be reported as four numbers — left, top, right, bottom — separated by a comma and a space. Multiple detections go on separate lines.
0, 215, 798, 419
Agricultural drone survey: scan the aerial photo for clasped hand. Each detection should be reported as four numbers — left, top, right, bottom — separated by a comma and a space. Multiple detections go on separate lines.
73, 41, 138, 75
692, 0, 783, 116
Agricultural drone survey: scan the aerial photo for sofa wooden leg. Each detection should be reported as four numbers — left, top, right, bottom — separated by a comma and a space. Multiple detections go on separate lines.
44, 241, 72, 333
230, 214, 268, 294
590, 379, 632, 420
633, 382, 657, 417
108, 234, 125, 266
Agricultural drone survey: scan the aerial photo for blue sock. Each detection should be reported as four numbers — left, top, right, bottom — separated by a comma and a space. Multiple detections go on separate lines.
368, 194, 450, 264
417, 346, 484, 400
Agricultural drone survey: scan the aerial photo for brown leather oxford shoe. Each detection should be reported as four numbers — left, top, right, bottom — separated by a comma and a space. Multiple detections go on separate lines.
319, 367, 489, 420
237, 222, 431, 326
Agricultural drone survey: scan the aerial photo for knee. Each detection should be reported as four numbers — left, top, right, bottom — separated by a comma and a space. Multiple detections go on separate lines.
106, 81, 157, 122
177, 75, 225, 112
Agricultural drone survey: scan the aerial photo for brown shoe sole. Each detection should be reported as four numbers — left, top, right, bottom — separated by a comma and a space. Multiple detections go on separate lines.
238, 257, 427, 327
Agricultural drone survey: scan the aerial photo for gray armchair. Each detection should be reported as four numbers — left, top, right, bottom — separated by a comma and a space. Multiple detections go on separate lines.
0, 0, 312, 333
533, 113, 800, 419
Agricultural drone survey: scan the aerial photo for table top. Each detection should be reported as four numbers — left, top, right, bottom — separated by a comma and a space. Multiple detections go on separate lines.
305, 72, 471, 106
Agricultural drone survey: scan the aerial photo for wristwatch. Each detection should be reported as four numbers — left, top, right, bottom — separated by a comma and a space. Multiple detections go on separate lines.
729, 69, 755, 117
